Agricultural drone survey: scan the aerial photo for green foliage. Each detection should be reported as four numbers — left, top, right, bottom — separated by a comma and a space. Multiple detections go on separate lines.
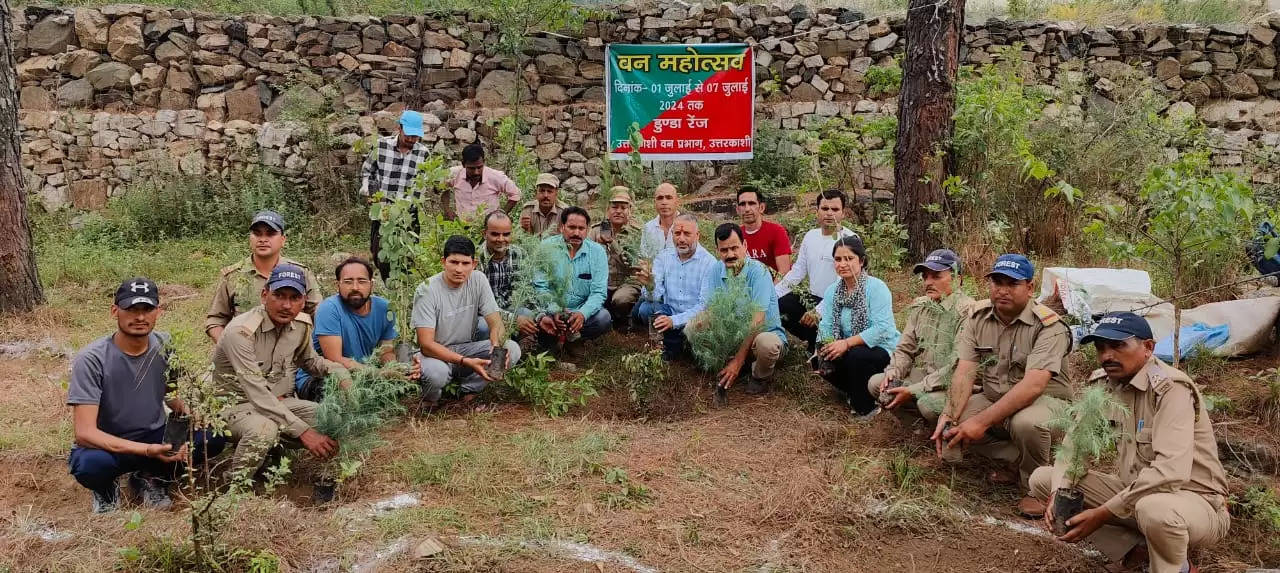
313, 362, 418, 482
852, 213, 908, 275
600, 467, 653, 509
742, 120, 810, 197
803, 115, 897, 195
77, 173, 308, 245
604, 123, 653, 198
114, 536, 284, 572
1042, 0, 1256, 24
502, 352, 599, 417
1235, 485, 1280, 541
491, 115, 540, 200
510, 234, 574, 314
865, 58, 903, 97
1085, 151, 1256, 302
620, 350, 667, 406
686, 272, 762, 372
395, 450, 478, 486
1047, 386, 1128, 486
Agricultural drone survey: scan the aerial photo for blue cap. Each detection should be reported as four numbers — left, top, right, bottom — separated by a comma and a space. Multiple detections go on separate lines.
399, 110, 424, 137
1081, 312, 1154, 344
250, 210, 285, 233
986, 254, 1034, 281
266, 264, 307, 294
914, 248, 960, 274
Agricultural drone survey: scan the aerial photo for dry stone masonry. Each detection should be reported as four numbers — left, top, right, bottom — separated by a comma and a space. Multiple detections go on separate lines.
13, 2, 1280, 210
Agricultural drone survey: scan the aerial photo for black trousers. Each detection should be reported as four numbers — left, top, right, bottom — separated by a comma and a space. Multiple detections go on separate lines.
779, 292, 821, 351
370, 206, 420, 282
819, 344, 891, 415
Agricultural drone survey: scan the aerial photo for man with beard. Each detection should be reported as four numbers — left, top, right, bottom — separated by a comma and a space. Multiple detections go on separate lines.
295, 257, 421, 399
867, 249, 974, 423
587, 187, 645, 328
206, 211, 322, 342
1029, 313, 1229, 573
932, 254, 1073, 518
634, 214, 718, 361
533, 206, 612, 361
685, 223, 786, 396
69, 277, 225, 513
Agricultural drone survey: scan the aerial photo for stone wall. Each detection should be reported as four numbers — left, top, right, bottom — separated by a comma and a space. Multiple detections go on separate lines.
13, 3, 1280, 211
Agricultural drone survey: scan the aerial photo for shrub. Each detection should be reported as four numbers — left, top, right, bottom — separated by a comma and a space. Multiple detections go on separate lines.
686, 273, 762, 372
866, 58, 903, 97
853, 212, 908, 276
312, 362, 418, 483
620, 350, 666, 406
501, 352, 599, 417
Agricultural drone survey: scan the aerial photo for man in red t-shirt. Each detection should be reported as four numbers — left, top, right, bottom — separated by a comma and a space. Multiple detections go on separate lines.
736, 186, 792, 275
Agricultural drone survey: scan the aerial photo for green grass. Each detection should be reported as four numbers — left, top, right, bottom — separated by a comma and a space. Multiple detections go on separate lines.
393, 449, 483, 490
376, 507, 469, 539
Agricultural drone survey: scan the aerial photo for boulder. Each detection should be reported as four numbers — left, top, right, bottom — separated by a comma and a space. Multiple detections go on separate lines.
70, 180, 109, 210
20, 86, 56, 111
107, 16, 145, 63
475, 70, 529, 108
85, 61, 135, 90
196, 34, 230, 50
1222, 72, 1259, 97
73, 8, 110, 50
196, 92, 226, 121
868, 33, 897, 53
28, 15, 78, 55
166, 67, 197, 92
1201, 99, 1256, 127
1154, 57, 1180, 81
536, 84, 569, 104
159, 88, 193, 109
1252, 99, 1280, 130
57, 78, 95, 107
62, 49, 103, 78
536, 54, 576, 80
225, 87, 264, 122
156, 41, 188, 64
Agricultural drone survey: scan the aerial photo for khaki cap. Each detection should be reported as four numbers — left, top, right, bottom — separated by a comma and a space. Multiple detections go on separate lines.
535, 173, 560, 188
608, 186, 633, 204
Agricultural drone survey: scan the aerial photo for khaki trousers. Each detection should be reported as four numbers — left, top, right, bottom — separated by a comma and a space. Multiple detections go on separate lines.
866, 372, 947, 424
224, 398, 318, 477
608, 285, 641, 324
949, 393, 1058, 489
750, 332, 784, 379
1029, 466, 1230, 572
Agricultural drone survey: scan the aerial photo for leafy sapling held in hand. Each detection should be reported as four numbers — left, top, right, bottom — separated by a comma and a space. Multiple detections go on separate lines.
1045, 386, 1129, 535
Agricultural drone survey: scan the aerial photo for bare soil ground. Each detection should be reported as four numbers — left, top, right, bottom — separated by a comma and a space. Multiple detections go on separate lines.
1, 272, 1278, 572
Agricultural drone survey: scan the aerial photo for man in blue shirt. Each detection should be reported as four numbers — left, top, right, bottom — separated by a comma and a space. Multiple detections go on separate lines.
686, 223, 787, 396
296, 256, 419, 398
634, 214, 718, 361
533, 206, 612, 362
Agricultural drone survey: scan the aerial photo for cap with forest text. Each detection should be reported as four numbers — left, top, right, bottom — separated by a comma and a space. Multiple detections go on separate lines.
1081, 312, 1154, 344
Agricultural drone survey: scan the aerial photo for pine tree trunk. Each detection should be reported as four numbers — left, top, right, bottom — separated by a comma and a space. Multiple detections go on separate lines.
893, 0, 965, 259
0, 0, 44, 314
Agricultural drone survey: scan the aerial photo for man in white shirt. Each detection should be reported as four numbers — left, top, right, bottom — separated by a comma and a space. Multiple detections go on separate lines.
775, 189, 857, 352
640, 182, 681, 255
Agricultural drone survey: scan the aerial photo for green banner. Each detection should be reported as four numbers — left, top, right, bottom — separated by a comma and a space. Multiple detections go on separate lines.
605, 43, 754, 161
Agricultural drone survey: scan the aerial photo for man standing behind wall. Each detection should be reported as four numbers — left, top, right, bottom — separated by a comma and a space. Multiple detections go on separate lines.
444, 143, 521, 220
361, 111, 430, 281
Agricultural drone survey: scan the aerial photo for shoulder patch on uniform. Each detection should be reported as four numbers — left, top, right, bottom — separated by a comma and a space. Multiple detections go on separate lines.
219, 262, 241, 277
1031, 303, 1061, 326
295, 311, 313, 325
970, 299, 994, 317
283, 257, 310, 269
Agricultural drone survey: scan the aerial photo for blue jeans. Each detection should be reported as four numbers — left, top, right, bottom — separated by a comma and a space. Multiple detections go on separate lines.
536, 308, 612, 349
68, 426, 226, 492
633, 301, 688, 360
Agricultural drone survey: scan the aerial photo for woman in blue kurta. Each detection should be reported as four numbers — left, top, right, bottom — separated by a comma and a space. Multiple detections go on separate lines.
816, 236, 901, 417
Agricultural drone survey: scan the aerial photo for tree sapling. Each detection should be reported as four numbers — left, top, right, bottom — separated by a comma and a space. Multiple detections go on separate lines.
1046, 386, 1129, 534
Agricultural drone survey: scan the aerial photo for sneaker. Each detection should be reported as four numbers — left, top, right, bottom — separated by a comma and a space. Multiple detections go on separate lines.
91, 479, 120, 514
129, 473, 173, 510
744, 376, 769, 395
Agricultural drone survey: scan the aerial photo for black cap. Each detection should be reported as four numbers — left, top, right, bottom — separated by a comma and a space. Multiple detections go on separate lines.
1081, 312, 1154, 344
250, 210, 285, 233
114, 277, 159, 309
913, 249, 960, 274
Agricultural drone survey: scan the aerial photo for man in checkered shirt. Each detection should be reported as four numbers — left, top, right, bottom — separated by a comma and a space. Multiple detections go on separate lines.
361, 110, 430, 280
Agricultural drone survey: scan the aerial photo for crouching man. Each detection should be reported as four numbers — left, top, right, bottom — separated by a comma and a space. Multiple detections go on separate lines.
69, 278, 226, 513
1030, 312, 1229, 573
412, 236, 522, 410
213, 265, 351, 481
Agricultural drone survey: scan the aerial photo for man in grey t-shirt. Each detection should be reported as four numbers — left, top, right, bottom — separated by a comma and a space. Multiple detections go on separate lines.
412, 236, 522, 408
68, 277, 226, 513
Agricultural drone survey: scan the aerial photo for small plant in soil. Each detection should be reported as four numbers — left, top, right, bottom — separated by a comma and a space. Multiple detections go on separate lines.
620, 349, 667, 407
1046, 386, 1128, 534
500, 352, 599, 417
814, 334, 837, 378
312, 361, 417, 502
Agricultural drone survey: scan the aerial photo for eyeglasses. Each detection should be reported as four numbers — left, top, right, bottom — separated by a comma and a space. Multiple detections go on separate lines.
339, 278, 372, 286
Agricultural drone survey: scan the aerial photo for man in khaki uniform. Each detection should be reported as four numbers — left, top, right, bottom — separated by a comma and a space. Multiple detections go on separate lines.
205, 211, 323, 342
1031, 312, 1229, 573
868, 249, 974, 422
587, 187, 645, 327
518, 173, 568, 236
212, 264, 350, 478
932, 254, 1073, 517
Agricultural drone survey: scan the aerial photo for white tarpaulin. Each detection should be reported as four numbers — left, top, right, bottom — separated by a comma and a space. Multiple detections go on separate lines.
1037, 267, 1280, 357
